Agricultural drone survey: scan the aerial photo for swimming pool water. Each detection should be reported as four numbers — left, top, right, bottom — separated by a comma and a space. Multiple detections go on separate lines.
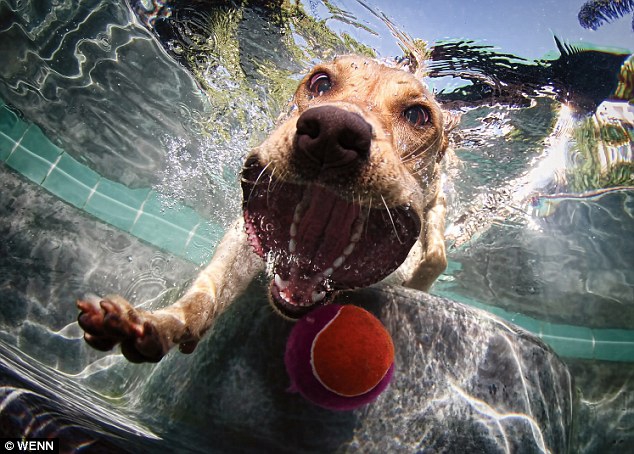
0, 0, 632, 451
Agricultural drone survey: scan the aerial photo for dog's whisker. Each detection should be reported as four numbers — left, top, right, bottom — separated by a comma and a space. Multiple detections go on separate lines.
246, 161, 274, 206
400, 150, 417, 164
400, 144, 424, 163
404, 132, 443, 161
353, 190, 370, 235
242, 160, 272, 186
381, 194, 404, 245
364, 195, 373, 237
266, 166, 279, 192
265, 166, 279, 206
401, 133, 443, 164
267, 171, 289, 207
269, 169, 288, 193
409, 159, 435, 177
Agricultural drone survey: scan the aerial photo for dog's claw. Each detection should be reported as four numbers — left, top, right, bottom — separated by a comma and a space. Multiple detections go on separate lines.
76, 296, 167, 363
83, 332, 118, 352
99, 299, 144, 338
179, 340, 198, 354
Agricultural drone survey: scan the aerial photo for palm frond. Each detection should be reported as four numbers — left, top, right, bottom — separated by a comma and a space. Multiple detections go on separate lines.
578, 0, 634, 31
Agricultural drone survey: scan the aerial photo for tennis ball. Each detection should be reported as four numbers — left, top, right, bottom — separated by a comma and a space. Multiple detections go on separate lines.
284, 304, 394, 411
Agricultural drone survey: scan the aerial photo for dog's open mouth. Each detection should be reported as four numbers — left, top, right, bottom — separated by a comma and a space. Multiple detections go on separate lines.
242, 159, 420, 319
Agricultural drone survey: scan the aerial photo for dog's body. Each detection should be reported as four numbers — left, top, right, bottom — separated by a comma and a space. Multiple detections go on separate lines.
77, 56, 451, 363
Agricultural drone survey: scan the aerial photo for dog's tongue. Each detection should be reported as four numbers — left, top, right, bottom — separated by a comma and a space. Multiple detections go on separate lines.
243, 178, 365, 308
294, 185, 360, 272
270, 184, 363, 308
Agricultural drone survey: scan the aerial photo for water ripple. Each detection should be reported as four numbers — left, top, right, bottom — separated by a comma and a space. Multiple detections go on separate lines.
0, 0, 208, 188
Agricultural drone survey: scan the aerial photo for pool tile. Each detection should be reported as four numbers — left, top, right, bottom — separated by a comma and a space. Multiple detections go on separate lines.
0, 105, 28, 139
482, 305, 513, 321
0, 104, 29, 160
182, 221, 222, 265
131, 212, 193, 256
127, 192, 207, 255
42, 154, 101, 208
509, 314, 542, 336
183, 234, 215, 265
20, 124, 63, 158
593, 329, 634, 362
541, 323, 594, 359
139, 192, 202, 229
0, 134, 19, 161
5, 126, 62, 184
85, 180, 150, 232
196, 220, 224, 245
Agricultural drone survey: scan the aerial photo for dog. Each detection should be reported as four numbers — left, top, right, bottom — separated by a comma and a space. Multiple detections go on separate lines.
77, 55, 452, 363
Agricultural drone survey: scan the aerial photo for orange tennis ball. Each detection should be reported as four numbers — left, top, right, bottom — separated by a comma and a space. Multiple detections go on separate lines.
285, 304, 395, 410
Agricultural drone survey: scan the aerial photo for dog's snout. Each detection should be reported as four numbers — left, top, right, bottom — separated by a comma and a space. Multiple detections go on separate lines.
295, 106, 372, 170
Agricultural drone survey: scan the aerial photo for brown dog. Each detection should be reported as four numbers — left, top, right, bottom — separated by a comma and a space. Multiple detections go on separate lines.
77, 55, 451, 363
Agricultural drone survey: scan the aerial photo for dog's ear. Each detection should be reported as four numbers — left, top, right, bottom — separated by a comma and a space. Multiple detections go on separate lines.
437, 110, 461, 162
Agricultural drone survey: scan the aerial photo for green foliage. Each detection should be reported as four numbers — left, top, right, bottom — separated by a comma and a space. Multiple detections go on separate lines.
578, 0, 634, 31
567, 117, 634, 192
178, 1, 378, 142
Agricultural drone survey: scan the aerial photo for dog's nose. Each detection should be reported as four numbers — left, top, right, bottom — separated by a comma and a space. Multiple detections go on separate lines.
295, 106, 372, 170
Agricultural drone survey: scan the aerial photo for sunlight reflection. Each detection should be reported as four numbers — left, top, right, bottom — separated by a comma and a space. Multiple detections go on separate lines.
450, 382, 550, 454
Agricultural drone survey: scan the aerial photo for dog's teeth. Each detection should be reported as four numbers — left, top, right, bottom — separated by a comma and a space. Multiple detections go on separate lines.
343, 243, 355, 256
289, 238, 297, 253
290, 222, 297, 237
280, 289, 294, 305
274, 273, 290, 290
293, 205, 303, 223
333, 255, 345, 269
311, 291, 327, 303
323, 267, 334, 277
350, 214, 365, 243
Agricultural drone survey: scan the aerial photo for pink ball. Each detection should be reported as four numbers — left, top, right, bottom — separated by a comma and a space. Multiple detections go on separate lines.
284, 304, 394, 411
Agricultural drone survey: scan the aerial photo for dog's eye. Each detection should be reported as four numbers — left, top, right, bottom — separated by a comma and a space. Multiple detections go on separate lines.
308, 72, 332, 97
403, 105, 430, 128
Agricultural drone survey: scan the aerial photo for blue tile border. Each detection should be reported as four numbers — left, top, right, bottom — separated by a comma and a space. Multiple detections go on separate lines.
0, 103, 29, 160
42, 153, 101, 208
0, 100, 222, 266
432, 287, 634, 362
5, 125, 63, 184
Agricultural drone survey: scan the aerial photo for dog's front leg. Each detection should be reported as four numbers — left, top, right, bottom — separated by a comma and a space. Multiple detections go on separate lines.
77, 218, 262, 362
393, 192, 447, 292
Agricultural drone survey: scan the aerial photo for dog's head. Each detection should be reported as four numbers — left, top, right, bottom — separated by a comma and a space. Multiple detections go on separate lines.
242, 55, 450, 319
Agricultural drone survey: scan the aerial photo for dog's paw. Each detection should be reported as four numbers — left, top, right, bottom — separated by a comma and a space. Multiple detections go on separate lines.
77, 295, 168, 363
